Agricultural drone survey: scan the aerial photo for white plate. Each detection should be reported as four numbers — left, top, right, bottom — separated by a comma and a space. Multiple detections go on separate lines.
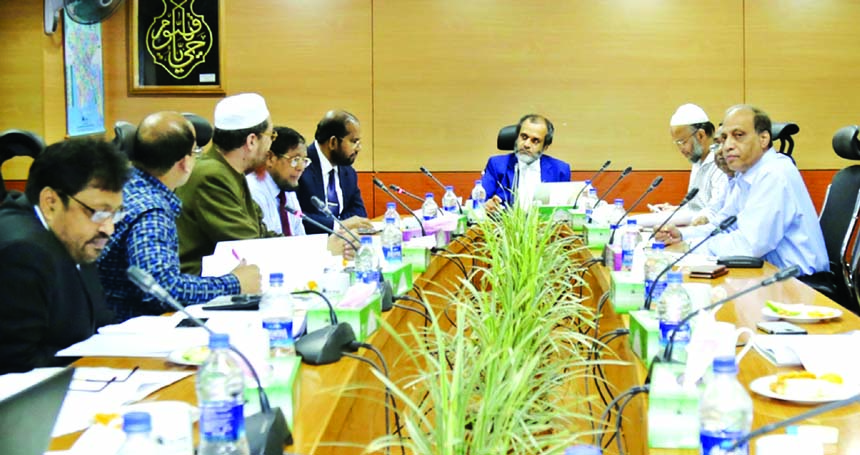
749, 375, 856, 405
166, 346, 209, 366
761, 304, 842, 323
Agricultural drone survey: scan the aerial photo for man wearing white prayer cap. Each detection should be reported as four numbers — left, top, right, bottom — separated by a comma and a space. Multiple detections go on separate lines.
649, 103, 728, 223
176, 93, 279, 274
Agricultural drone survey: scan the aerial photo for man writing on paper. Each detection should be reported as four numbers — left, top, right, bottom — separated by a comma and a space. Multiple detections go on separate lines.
0, 138, 128, 373
655, 105, 828, 277
98, 112, 262, 322
482, 114, 571, 212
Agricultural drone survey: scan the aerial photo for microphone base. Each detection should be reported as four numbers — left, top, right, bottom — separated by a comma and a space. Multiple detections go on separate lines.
247, 407, 292, 455
295, 323, 357, 365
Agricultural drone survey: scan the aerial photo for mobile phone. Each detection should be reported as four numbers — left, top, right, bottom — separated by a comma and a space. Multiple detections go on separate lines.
756, 321, 808, 335
176, 317, 208, 328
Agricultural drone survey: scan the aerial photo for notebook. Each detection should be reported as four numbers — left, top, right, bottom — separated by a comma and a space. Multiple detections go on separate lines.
0, 367, 75, 455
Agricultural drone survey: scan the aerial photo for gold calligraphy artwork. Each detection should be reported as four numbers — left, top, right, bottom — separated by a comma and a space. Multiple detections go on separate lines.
145, 0, 213, 80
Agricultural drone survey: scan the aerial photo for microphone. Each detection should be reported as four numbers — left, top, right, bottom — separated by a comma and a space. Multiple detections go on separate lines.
571, 160, 611, 208
594, 166, 633, 208
663, 265, 800, 361
643, 215, 738, 311
310, 196, 362, 247
607, 176, 663, 244
126, 266, 291, 454
649, 187, 700, 240
283, 204, 359, 252
388, 184, 425, 203
374, 177, 427, 236
420, 166, 463, 214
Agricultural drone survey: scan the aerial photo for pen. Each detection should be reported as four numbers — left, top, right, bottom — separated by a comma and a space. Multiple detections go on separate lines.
231, 249, 241, 261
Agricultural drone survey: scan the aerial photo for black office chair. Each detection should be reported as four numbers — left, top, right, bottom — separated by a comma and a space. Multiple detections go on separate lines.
112, 121, 137, 158
183, 113, 213, 147
0, 129, 46, 200
497, 125, 517, 151
771, 122, 799, 161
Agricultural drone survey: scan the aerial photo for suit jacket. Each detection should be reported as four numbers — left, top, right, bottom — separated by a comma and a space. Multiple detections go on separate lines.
0, 192, 112, 374
176, 148, 277, 275
480, 153, 572, 205
296, 143, 367, 234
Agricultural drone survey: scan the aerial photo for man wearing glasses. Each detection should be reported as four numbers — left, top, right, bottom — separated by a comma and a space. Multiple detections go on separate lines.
98, 112, 262, 323
176, 93, 279, 275
650, 103, 728, 222
0, 138, 128, 373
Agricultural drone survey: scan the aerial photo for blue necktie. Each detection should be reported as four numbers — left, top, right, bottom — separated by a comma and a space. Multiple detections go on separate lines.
327, 168, 340, 217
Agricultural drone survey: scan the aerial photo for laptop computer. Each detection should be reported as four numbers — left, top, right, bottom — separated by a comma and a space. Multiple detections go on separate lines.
0, 367, 75, 455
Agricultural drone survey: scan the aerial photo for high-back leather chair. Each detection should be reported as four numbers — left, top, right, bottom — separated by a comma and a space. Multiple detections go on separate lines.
497, 125, 517, 151
183, 113, 213, 148
771, 122, 799, 158
113, 113, 212, 160
0, 129, 45, 199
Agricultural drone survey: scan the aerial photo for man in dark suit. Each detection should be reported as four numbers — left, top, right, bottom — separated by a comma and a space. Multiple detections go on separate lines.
481, 114, 571, 211
296, 110, 372, 235
0, 138, 129, 374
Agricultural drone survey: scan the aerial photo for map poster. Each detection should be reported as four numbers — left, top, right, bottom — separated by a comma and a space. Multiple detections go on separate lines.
128, 0, 225, 95
63, 11, 106, 137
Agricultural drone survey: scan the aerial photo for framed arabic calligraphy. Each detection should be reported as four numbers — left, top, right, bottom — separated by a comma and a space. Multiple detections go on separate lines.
128, 0, 225, 95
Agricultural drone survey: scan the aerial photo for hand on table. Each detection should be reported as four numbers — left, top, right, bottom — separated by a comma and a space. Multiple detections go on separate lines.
653, 225, 683, 245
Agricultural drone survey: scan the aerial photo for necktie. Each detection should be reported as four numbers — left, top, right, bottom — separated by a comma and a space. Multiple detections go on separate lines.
327, 168, 340, 217
276, 190, 292, 236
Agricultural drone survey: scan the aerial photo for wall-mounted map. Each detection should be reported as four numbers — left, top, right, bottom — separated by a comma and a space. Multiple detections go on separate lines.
63, 11, 105, 137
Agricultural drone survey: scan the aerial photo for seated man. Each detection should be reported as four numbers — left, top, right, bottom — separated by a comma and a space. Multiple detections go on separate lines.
655, 105, 828, 277
482, 114, 571, 211
691, 125, 737, 226
176, 93, 280, 274
295, 110, 371, 235
98, 112, 262, 322
0, 138, 128, 373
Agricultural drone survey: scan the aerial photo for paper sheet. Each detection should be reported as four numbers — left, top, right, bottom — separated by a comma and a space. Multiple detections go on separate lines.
56, 329, 209, 358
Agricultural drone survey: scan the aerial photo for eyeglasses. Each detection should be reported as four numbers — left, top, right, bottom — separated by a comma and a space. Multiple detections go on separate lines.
69, 366, 139, 393
190, 145, 204, 159
262, 130, 278, 141
673, 130, 699, 147
282, 155, 312, 168
65, 193, 125, 224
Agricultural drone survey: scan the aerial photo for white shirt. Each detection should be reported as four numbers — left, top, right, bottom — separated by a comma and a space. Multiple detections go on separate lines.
515, 156, 542, 208
687, 150, 729, 219
315, 141, 343, 212
246, 172, 305, 236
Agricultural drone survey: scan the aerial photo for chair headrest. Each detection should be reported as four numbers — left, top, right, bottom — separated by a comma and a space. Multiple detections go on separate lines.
497, 125, 517, 151
183, 113, 213, 147
112, 121, 137, 158
0, 129, 45, 163
771, 122, 799, 140
833, 125, 860, 161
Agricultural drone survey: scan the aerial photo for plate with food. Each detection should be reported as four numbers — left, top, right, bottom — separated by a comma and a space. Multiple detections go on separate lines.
749, 371, 854, 404
761, 300, 842, 323
166, 345, 210, 366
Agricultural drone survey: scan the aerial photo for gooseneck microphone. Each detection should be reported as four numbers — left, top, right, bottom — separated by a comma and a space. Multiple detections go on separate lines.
594, 166, 633, 208
388, 184, 425, 203
283, 204, 359, 252
572, 160, 612, 208
649, 187, 700, 240
607, 176, 663, 244
374, 177, 427, 236
126, 266, 291, 454
643, 215, 738, 310
310, 196, 362, 246
663, 265, 800, 362
420, 166, 463, 214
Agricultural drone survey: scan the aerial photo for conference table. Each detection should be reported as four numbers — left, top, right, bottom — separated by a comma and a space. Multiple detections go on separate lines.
49, 226, 860, 454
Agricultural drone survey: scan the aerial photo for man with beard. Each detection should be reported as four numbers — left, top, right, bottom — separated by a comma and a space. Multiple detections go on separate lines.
691, 125, 737, 226
482, 114, 571, 211
650, 103, 728, 220
296, 110, 371, 235
176, 93, 279, 274
98, 112, 262, 322
0, 138, 128, 373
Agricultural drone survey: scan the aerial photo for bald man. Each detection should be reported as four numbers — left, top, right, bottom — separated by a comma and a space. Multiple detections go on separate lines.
98, 112, 261, 322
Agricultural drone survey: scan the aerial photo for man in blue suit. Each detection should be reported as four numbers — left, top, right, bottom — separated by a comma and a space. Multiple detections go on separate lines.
296, 110, 371, 235
482, 114, 571, 211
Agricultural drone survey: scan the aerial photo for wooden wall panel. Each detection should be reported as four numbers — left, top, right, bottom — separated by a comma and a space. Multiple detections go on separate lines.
745, 1, 860, 169
372, 0, 744, 172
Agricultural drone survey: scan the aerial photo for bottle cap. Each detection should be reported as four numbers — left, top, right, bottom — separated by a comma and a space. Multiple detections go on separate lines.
445, 185, 454, 191
268, 272, 284, 285
712, 356, 738, 373
667, 271, 683, 283
475, 179, 482, 185
614, 198, 624, 204
386, 202, 396, 209
652, 241, 665, 249
122, 411, 152, 433
209, 332, 230, 349
361, 236, 373, 245
425, 192, 434, 198
584, 179, 591, 185
627, 219, 637, 225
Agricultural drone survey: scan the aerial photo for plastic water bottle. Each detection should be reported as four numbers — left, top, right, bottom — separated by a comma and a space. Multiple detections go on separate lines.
471, 180, 486, 210
260, 273, 295, 357
621, 219, 642, 271
606, 224, 621, 271
117, 412, 159, 455
699, 356, 753, 455
584, 208, 594, 224
657, 271, 693, 363
441, 185, 458, 213
610, 198, 626, 225
645, 241, 670, 304
580, 187, 599, 211
355, 236, 381, 285
383, 202, 401, 230
422, 192, 438, 221
197, 333, 250, 455
381, 216, 403, 266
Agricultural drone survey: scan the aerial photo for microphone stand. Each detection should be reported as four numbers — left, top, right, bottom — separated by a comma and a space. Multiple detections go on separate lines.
375, 178, 427, 236
389, 184, 425, 203
649, 187, 700, 241
310, 196, 362, 246
420, 166, 463, 214
607, 176, 663, 244
594, 166, 633, 207
571, 160, 611, 208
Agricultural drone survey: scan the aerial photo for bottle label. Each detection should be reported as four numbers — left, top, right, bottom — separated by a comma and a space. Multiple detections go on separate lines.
443, 204, 458, 213
263, 320, 294, 347
200, 399, 245, 442
659, 321, 691, 344
382, 245, 402, 264
645, 279, 667, 302
357, 269, 380, 284
423, 214, 436, 221
700, 429, 748, 455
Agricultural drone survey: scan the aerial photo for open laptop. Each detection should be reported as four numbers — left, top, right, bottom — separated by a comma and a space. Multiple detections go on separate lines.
532, 181, 587, 207
0, 367, 75, 455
